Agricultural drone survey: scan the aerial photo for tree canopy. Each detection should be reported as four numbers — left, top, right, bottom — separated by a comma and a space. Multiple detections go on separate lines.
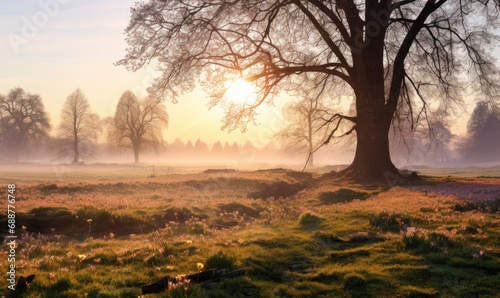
0, 87, 50, 161
56, 89, 100, 163
107, 91, 169, 163
277, 94, 330, 168
460, 101, 500, 163
119, 0, 500, 181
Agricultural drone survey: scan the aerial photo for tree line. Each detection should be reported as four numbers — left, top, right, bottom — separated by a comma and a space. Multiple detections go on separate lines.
1, 86, 499, 165
0, 87, 282, 164
0, 87, 167, 164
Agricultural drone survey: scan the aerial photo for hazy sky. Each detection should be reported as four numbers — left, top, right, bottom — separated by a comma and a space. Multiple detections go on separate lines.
0, 0, 287, 147
0, 0, 498, 147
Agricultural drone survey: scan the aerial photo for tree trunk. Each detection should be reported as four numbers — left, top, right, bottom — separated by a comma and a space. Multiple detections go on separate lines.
73, 135, 79, 164
339, 76, 401, 183
307, 113, 314, 168
339, 118, 400, 183
134, 149, 139, 163
133, 140, 141, 163
308, 152, 314, 168
307, 141, 314, 169
73, 115, 79, 164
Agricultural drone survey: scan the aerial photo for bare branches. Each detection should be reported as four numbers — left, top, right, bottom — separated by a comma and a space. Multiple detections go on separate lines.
56, 89, 100, 162
0, 88, 50, 161
386, 0, 499, 134
118, 0, 357, 122
119, 0, 500, 165
291, 0, 350, 68
391, 0, 418, 11
387, 0, 448, 114
107, 91, 169, 163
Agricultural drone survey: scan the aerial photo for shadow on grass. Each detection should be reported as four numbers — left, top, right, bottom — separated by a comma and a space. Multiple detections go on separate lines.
3, 206, 153, 239
318, 188, 369, 204
299, 213, 325, 230
248, 181, 307, 199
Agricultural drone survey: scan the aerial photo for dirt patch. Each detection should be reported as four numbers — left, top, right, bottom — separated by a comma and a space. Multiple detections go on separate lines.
218, 203, 261, 218
181, 177, 261, 190
20, 207, 76, 234
35, 182, 146, 194
318, 188, 369, 204
10, 207, 150, 237
248, 181, 307, 199
37, 184, 59, 192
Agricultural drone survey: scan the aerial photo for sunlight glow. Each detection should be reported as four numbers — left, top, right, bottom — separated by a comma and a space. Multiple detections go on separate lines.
225, 78, 256, 105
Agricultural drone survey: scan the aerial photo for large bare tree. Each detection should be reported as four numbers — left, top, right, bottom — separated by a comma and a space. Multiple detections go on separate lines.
118, 0, 499, 181
57, 89, 100, 163
0, 87, 50, 161
108, 90, 169, 163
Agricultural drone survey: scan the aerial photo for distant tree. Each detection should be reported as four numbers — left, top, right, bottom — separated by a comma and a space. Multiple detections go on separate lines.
427, 120, 454, 163
211, 141, 223, 156
390, 108, 456, 166
0, 87, 50, 161
107, 91, 169, 163
230, 142, 239, 152
56, 89, 100, 163
239, 140, 257, 160
166, 138, 186, 158
222, 141, 239, 158
460, 102, 500, 163
262, 141, 279, 157
170, 138, 185, 150
194, 139, 209, 154
183, 140, 194, 158
276, 94, 330, 168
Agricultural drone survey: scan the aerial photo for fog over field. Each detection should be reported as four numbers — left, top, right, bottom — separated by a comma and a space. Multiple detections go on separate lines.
2, 0, 500, 297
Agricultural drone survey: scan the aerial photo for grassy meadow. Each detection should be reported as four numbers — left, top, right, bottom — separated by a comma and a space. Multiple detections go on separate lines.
1, 164, 499, 297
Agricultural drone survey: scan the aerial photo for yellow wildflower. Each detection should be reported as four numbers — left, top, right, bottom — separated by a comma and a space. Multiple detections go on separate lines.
197, 262, 204, 271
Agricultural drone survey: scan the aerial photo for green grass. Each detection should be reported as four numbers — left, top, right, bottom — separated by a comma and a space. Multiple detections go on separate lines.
1, 166, 499, 297
205, 251, 238, 271
369, 211, 414, 233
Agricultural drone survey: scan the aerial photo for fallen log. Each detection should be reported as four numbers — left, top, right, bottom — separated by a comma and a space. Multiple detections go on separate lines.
140, 268, 246, 295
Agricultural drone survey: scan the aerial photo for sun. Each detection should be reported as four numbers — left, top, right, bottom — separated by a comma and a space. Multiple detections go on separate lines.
225, 78, 256, 104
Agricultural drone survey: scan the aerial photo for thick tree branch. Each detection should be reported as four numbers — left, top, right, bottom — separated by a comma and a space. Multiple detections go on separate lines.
387, 0, 447, 115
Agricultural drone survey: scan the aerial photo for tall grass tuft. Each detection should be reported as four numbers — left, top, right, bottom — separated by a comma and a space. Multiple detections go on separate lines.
403, 232, 456, 253
205, 251, 238, 271
369, 212, 412, 233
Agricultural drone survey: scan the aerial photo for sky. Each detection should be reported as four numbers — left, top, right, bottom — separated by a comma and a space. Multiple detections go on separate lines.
0, 0, 287, 147
0, 1, 499, 148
